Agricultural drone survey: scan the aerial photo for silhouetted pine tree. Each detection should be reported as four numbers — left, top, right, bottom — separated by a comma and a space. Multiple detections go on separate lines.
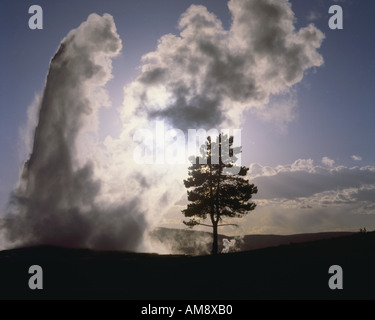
182, 134, 258, 255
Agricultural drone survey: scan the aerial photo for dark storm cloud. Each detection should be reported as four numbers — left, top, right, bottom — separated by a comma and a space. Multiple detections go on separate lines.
3, 14, 147, 251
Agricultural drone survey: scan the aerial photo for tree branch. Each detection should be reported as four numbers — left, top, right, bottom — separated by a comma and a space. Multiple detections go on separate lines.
192, 222, 239, 228
218, 223, 239, 227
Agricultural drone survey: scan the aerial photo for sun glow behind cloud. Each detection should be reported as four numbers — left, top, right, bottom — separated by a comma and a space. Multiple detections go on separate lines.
1, 0, 329, 252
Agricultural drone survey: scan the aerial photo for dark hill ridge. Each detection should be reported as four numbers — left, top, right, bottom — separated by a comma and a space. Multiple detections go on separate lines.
150, 227, 355, 254
0, 231, 374, 300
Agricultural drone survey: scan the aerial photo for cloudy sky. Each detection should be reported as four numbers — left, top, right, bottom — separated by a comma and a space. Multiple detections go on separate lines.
0, 0, 374, 250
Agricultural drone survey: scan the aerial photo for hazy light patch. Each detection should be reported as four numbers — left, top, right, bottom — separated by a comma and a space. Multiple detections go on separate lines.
253, 90, 298, 132
307, 11, 322, 22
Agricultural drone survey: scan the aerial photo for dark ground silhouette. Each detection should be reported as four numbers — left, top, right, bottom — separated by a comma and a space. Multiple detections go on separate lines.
0, 232, 374, 300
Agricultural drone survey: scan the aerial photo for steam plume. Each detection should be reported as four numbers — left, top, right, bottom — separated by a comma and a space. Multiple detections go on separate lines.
4, 14, 146, 251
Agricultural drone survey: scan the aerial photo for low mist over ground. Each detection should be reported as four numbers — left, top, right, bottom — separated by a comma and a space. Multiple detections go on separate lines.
150, 227, 355, 255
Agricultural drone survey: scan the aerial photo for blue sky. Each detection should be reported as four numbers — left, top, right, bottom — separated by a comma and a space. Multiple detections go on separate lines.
1, 0, 375, 242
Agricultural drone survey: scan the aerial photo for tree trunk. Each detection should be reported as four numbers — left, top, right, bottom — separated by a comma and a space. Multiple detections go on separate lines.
212, 221, 218, 255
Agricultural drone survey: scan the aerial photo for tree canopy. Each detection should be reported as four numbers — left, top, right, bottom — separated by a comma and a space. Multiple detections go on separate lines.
182, 134, 258, 254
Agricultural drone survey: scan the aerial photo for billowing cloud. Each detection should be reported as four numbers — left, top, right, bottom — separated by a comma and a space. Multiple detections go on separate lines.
352, 155, 362, 161
154, 157, 375, 236
121, 0, 324, 131
245, 159, 375, 233
104, 0, 326, 245
249, 159, 375, 200
322, 157, 335, 167
240, 203, 374, 235
3, 14, 147, 251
